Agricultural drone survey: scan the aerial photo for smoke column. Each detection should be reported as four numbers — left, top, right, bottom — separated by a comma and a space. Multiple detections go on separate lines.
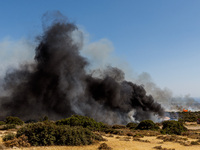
0, 12, 164, 124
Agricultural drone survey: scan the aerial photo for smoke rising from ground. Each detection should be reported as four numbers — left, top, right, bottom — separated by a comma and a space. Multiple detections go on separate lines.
0, 13, 165, 124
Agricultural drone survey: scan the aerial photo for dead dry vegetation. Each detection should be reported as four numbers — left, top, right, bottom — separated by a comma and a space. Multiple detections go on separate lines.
0, 115, 200, 150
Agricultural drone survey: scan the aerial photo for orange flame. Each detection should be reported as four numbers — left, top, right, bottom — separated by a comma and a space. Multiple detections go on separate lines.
183, 109, 188, 112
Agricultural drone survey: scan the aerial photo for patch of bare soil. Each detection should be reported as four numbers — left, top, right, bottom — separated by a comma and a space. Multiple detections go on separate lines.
185, 122, 200, 130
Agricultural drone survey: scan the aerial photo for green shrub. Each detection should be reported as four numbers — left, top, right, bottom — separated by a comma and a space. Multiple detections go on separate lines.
136, 120, 159, 130
104, 128, 121, 135
98, 143, 112, 150
4, 135, 30, 147
190, 141, 200, 145
161, 120, 187, 135
126, 122, 138, 129
178, 118, 185, 124
5, 116, 23, 125
25, 119, 37, 123
3, 124, 16, 130
3, 133, 15, 141
0, 121, 5, 125
17, 122, 104, 146
56, 115, 106, 131
112, 124, 126, 129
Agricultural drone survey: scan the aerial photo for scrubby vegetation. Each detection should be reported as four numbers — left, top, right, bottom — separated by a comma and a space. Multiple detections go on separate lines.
16, 121, 105, 146
153, 145, 175, 150
2, 124, 16, 130
1, 114, 200, 149
56, 115, 106, 131
161, 120, 187, 135
0, 121, 5, 125
2, 133, 15, 141
98, 143, 112, 150
4, 135, 30, 147
112, 124, 126, 129
179, 112, 200, 122
5, 116, 23, 125
126, 122, 138, 129
167, 111, 200, 122
136, 120, 159, 130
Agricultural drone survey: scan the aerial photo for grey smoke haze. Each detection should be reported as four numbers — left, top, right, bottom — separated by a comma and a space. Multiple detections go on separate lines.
0, 13, 164, 124
133, 72, 200, 112
0, 38, 35, 77
80, 32, 200, 112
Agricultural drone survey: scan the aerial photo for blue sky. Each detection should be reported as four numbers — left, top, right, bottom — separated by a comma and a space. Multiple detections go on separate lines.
0, 0, 200, 97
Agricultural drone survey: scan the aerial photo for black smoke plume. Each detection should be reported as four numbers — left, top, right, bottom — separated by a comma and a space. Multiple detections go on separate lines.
0, 13, 164, 124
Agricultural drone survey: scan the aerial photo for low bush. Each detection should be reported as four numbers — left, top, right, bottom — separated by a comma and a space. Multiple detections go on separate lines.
157, 135, 179, 142
25, 119, 37, 123
104, 128, 121, 135
98, 143, 112, 150
0, 121, 5, 125
3, 133, 15, 141
136, 120, 159, 130
3, 124, 16, 130
126, 122, 138, 129
190, 141, 200, 145
182, 131, 200, 139
56, 115, 106, 131
17, 122, 104, 146
133, 134, 144, 138
132, 138, 150, 143
5, 116, 23, 125
153, 145, 175, 150
112, 124, 126, 129
4, 135, 30, 147
126, 132, 134, 136
161, 120, 187, 135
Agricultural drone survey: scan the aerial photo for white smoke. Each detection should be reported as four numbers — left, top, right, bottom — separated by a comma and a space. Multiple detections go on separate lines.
0, 37, 35, 77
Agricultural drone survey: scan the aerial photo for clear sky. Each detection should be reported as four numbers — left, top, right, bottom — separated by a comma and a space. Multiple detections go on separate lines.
0, 0, 200, 97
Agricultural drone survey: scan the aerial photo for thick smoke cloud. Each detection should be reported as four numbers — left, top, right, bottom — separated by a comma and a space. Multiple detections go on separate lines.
0, 13, 164, 124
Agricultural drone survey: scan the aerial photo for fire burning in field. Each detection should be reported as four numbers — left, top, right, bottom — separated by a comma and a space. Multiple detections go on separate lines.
1, 12, 200, 125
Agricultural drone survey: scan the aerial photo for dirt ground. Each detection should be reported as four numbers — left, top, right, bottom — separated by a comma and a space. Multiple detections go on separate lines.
1, 123, 200, 150
184, 122, 200, 130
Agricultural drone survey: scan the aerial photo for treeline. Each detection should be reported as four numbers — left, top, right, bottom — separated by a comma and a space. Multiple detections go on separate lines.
167, 111, 200, 122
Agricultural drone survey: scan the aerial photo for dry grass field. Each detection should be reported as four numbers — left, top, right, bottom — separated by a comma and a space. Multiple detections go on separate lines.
1, 122, 200, 150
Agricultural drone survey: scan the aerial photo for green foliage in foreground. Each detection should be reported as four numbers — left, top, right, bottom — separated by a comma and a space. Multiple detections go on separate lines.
56, 115, 106, 131
161, 120, 187, 135
5, 116, 23, 125
3, 133, 15, 141
16, 122, 104, 146
136, 120, 159, 130
3, 124, 16, 130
